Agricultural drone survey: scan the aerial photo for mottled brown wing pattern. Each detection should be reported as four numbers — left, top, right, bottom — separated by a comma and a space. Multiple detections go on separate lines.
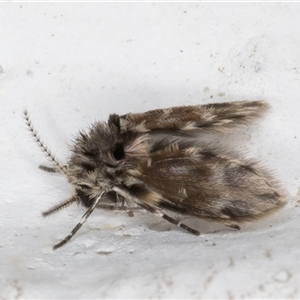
119, 100, 268, 133
127, 143, 285, 228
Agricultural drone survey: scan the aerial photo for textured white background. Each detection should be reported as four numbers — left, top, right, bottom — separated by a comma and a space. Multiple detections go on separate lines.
1, 2, 300, 299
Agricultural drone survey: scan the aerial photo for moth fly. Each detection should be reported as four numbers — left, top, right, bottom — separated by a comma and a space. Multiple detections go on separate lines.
24, 100, 286, 249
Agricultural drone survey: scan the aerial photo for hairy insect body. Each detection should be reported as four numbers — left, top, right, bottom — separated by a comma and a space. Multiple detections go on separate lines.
24, 100, 286, 249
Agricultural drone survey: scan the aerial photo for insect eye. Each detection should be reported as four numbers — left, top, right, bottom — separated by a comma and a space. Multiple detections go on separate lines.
76, 188, 93, 208
113, 143, 125, 161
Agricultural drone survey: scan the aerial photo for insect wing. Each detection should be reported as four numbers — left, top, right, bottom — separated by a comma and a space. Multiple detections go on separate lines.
130, 144, 285, 223
119, 100, 268, 134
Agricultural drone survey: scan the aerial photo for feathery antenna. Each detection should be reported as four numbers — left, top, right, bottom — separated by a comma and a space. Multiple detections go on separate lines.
23, 109, 68, 176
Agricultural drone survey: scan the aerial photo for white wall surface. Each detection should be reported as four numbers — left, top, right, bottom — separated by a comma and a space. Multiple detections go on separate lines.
1, 2, 300, 299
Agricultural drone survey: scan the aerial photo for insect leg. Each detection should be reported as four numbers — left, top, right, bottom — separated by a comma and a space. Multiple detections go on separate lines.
111, 186, 200, 235
162, 213, 200, 236
142, 204, 200, 235
224, 222, 241, 230
96, 204, 143, 212
53, 191, 105, 250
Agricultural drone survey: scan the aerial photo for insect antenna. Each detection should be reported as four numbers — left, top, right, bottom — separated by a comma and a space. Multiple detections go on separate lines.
43, 196, 79, 217
39, 165, 60, 173
53, 191, 105, 250
23, 109, 68, 176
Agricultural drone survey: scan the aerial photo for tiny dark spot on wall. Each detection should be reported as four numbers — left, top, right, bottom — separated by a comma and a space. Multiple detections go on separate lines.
26, 70, 34, 77
97, 251, 112, 255
228, 257, 235, 267
258, 284, 265, 291
265, 250, 272, 259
